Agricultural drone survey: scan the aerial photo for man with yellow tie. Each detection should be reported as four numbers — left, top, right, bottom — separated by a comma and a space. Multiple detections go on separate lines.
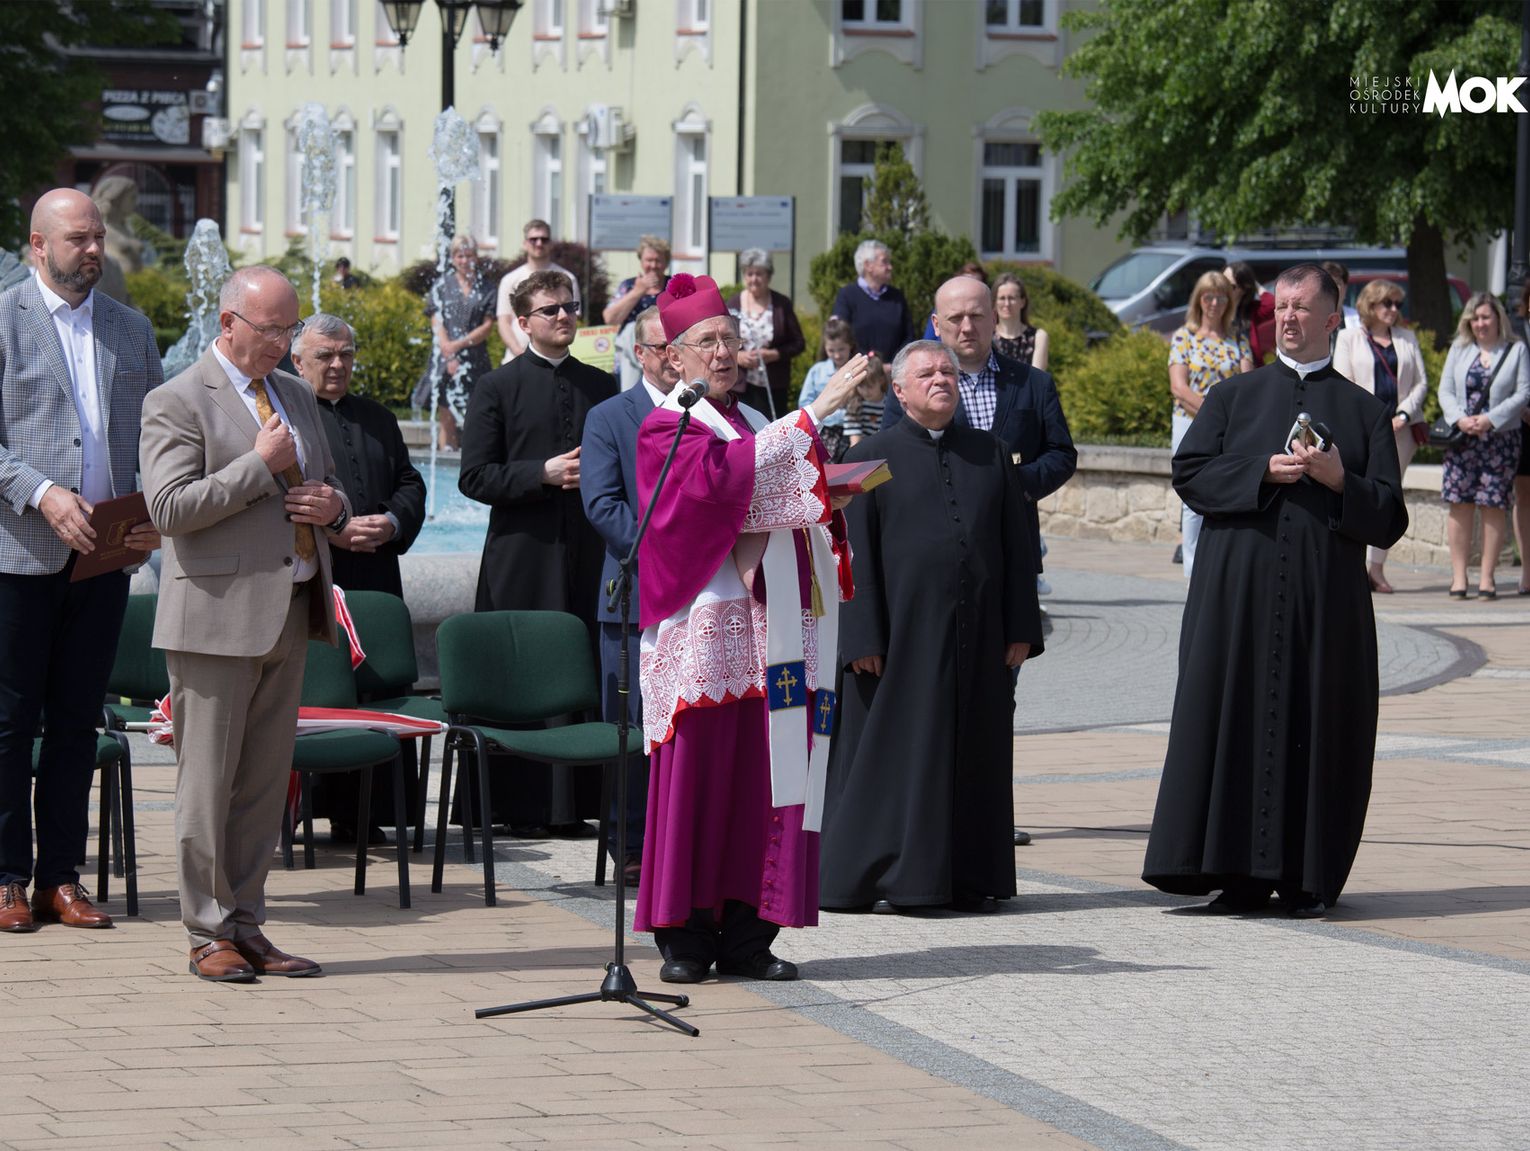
140, 266, 350, 982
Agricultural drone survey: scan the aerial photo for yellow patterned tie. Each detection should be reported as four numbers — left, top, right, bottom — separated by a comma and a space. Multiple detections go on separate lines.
251, 378, 316, 563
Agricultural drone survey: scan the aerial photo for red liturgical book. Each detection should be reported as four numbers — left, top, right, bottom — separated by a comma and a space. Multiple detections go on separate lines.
69, 491, 150, 582
826, 459, 892, 497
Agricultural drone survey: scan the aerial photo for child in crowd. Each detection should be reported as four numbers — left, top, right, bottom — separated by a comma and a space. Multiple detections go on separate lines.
798, 317, 855, 461
844, 355, 887, 447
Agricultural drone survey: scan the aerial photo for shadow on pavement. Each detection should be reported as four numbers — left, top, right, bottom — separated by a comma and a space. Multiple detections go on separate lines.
803, 943, 1202, 980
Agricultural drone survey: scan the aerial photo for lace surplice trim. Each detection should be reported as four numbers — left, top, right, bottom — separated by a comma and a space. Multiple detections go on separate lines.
641, 597, 821, 752
744, 414, 829, 533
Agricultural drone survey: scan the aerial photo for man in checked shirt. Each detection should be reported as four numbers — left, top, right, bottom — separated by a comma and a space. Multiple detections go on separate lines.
880, 273, 1077, 848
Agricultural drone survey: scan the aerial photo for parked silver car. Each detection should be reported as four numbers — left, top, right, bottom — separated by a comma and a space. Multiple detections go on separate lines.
1093, 245, 1410, 334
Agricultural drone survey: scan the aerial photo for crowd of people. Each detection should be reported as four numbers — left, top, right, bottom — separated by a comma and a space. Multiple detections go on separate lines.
2, 184, 1525, 985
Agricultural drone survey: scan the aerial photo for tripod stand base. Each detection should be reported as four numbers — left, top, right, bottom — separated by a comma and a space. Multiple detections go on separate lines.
474, 963, 700, 1036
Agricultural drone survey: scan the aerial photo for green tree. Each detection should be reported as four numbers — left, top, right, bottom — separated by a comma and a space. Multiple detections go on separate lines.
861, 143, 931, 240
1037, 0, 1521, 345
0, 1, 175, 248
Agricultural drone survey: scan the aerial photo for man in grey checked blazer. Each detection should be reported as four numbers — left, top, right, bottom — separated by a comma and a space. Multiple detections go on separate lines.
0, 188, 162, 934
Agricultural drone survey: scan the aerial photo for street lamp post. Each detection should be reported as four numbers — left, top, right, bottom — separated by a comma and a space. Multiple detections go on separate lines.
1506, 0, 1530, 320
379, 1, 523, 241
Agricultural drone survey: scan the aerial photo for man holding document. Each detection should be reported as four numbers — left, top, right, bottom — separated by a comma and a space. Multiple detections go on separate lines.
0, 188, 161, 933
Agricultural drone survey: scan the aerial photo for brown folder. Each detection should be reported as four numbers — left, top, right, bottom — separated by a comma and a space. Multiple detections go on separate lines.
826, 459, 892, 498
69, 491, 150, 582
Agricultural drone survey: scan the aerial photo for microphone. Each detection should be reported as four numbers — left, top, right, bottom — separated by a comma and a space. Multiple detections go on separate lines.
675, 379, 708, 409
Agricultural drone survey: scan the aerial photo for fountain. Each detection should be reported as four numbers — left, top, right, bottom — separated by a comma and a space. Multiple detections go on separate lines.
421, 107, 481, 515
294, 102, 338, 314
160, 218, 232, 380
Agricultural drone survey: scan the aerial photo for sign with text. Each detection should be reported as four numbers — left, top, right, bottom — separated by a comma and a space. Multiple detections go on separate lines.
709, 197, 795, 252
571, 324, 618, 375
589, 196, 672, 253
101, 89, 192, 146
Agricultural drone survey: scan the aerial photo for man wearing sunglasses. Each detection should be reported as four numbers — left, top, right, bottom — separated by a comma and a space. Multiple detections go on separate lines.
460, 270, 616, 833
495, 220, 580, 364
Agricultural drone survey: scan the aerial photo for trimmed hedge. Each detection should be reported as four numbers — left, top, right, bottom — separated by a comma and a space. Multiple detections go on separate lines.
1056, 327, 1173, 444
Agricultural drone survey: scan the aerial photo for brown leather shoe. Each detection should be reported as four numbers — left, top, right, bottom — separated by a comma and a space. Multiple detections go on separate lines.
31, 883, 112, 928
189, 939, 256, 982
1, 882, 37, 933
234, 933, 322, 977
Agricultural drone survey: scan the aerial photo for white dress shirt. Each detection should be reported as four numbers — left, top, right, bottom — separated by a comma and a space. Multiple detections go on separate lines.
30, 277, 110, 508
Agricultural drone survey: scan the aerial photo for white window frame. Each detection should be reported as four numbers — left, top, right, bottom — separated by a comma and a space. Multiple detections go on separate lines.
474, 113, 502, 250
576, 121, 607, 242
675, 0, 712, 64
576, 0, 610, 66
284, 118, 307, 236
832, 0, 922, 68
375, 110, 403, 243
672, 107, 709, 260
827, 103, 921, 243
531, 110, 564, 238
240, 0, 267, 71
332, 113, 357, 239
977, 0, 1058, 69
238, 112, 266, 241
973, 111, 1055, 263
330, 0, 356, 44
286, 0, 311, 43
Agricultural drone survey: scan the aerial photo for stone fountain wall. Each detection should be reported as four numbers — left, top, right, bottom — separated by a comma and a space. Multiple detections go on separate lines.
1037, 445, 1495, 567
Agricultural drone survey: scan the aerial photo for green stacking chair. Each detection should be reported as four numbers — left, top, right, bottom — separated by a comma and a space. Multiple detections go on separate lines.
31, 731, 137, 916
343, 590, 448, 854
432, 611, 643, 906
101, 594, 168, 732
282, 639, 411, 908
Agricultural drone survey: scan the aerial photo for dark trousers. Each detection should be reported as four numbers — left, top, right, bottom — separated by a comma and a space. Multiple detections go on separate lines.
599, 620, 647, 853
0, 564, 128, 888
653, 901, 778, 968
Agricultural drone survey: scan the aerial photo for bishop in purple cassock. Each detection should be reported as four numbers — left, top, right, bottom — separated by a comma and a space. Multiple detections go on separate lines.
633, 274, 868, 984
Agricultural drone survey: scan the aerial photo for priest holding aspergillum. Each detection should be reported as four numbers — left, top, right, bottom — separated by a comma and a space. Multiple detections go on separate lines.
633, 274, 867, 985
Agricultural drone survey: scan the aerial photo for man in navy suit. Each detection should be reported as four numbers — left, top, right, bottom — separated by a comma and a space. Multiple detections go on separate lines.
0, 188, 162, 933
580, 306, 679, 884
881, 274, 1076, 847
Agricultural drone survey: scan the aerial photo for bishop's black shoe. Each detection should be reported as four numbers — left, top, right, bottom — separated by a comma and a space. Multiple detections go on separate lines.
1205, 884, 1273, 914
717, 951, 798, 981
658, 957, 710, 984
1285, 893, 1328, 919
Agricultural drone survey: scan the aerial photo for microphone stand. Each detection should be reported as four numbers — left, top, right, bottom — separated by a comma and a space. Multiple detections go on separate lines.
475, 403, 699, 1037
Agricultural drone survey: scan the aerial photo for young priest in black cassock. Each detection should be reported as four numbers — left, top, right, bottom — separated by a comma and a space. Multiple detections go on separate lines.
459, 270, 617, 830
820, 341, 1043, 913
1143, 265, 1408, 918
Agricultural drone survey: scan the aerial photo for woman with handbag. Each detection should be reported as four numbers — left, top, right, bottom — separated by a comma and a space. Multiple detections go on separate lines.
1334, 279, 1429, 593
1437, 292, 1530, 599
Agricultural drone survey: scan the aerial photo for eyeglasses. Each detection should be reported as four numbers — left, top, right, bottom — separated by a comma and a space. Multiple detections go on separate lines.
636, 341, 669, 352
231, 311, 304, 343
527, 300, 581, 320
1202, 293, 1227, 303
675, 335, 744, 357
525, 235, 551, 245
1377, 298, 1403, 309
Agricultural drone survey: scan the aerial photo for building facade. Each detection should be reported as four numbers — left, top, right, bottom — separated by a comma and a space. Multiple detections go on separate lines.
225, 0, 1117, 302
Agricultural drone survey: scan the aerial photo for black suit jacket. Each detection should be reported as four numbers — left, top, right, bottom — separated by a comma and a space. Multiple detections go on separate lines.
316, 391, 426, 597
459, 349, 617, 627
882, 350, 1076, 569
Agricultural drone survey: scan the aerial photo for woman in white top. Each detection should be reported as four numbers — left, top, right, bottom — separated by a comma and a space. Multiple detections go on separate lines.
1333, 279, 1429, 594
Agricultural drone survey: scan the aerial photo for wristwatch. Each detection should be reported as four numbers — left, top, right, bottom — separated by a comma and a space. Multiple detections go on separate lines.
326, 504, 350, 533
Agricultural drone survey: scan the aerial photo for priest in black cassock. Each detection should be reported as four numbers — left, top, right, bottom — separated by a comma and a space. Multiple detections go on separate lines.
820, 341, 1043, 914
460, 270, 617, 831
1143, 264, 1408, 918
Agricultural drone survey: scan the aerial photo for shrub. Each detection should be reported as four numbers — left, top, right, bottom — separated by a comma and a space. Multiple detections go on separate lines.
124, 265, 191, 354
986, 261, 1122, 339
1057, 327, 1172, 444
321, 278, 434, 408
789, 311, 825, 409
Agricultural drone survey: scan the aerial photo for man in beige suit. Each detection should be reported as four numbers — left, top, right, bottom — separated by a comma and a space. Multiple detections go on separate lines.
140, 266, 350, 982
